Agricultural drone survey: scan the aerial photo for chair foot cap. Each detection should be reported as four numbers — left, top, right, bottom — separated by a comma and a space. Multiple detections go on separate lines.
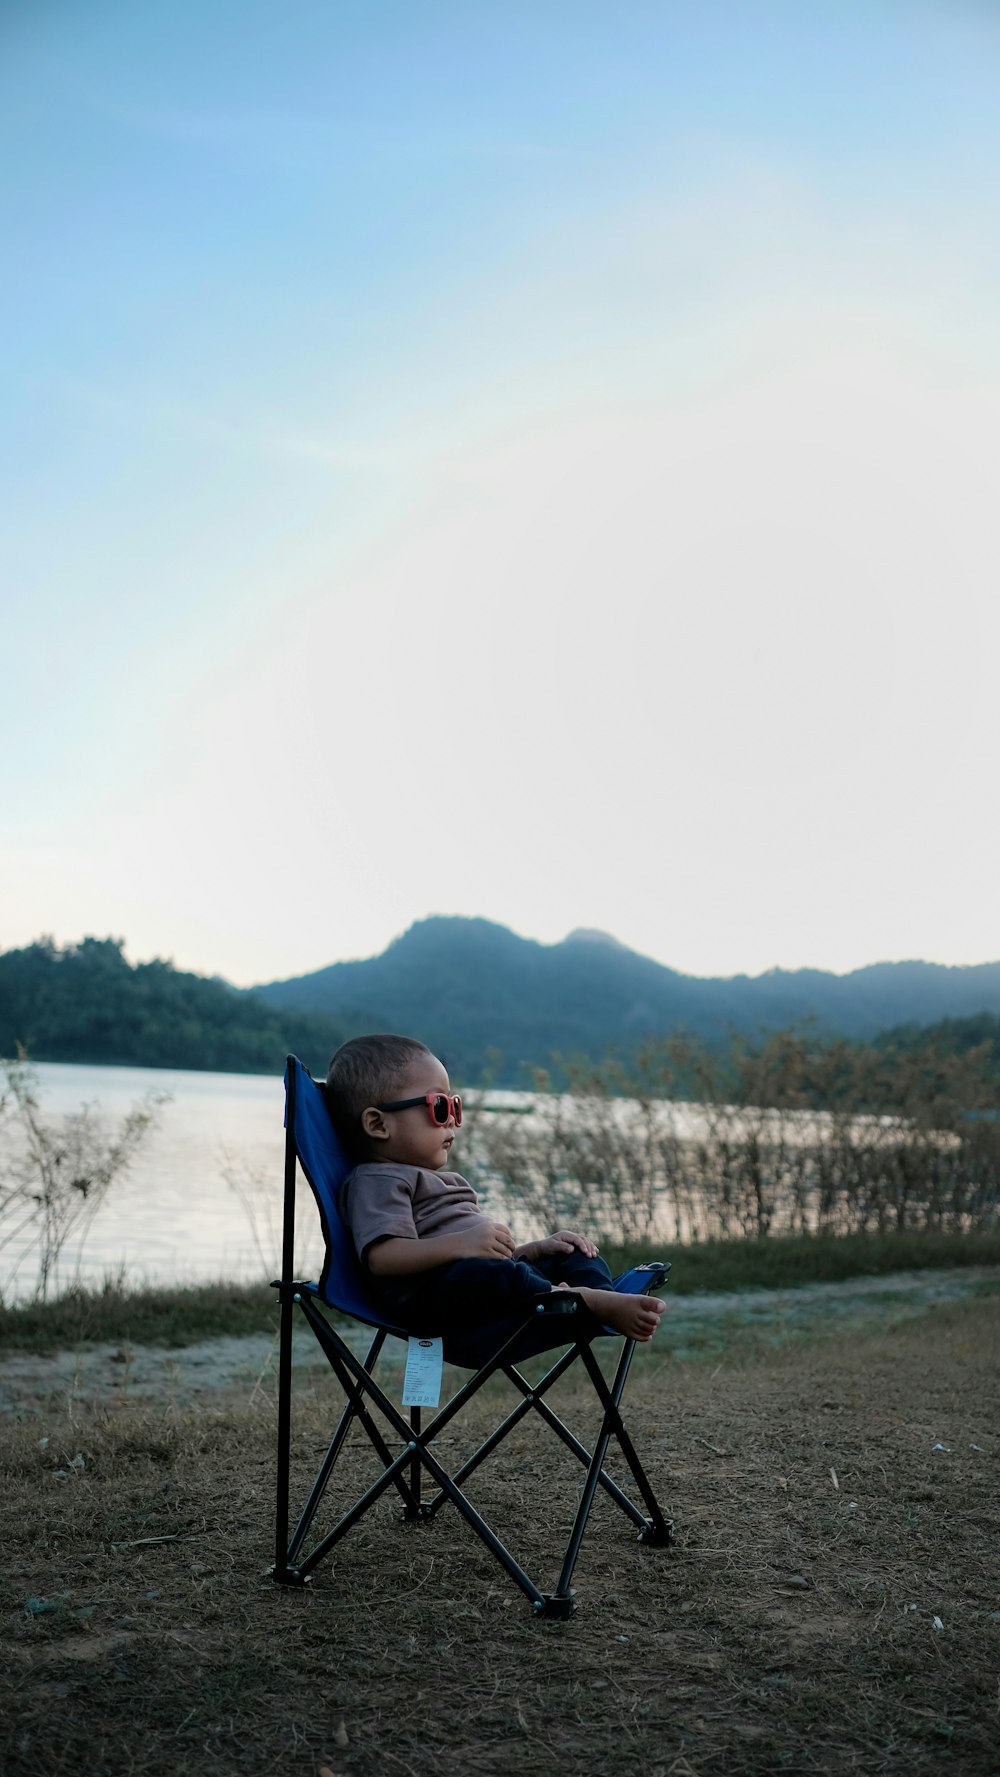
268, 1564, 309, 1587
637, 1519, 674, 1546
535, 1590, 577, 1619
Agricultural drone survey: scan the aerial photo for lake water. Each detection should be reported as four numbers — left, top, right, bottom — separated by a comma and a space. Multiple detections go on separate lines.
1, 1061, 308, 1302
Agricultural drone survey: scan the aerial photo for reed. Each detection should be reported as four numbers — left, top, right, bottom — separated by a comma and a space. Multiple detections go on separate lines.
464, 1029, 1000, 1249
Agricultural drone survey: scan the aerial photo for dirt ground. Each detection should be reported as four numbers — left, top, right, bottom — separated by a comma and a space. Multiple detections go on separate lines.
1, 1291, 998, 1776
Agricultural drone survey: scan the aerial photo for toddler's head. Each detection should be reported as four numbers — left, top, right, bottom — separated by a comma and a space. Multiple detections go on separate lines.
326, 1033, 460, 1169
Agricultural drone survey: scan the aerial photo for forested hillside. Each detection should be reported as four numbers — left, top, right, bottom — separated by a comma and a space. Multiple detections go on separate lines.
873, 1010, 1000, 1077
4, 923, 1000, 1085
0, 938, 349, 1076
255, 916, 1000, 1083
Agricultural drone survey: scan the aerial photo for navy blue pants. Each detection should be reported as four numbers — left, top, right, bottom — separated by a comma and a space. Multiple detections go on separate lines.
381, 1247, 614, 1337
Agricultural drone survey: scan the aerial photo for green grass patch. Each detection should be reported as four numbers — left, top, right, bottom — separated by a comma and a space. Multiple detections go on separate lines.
0, 1274, 277, 1354
602, 1226, 1000, 1294
2, 1229, 998, 1354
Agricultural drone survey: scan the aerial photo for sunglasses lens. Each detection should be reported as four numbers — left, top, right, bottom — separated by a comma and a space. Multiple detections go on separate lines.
428, 1094, 461, 1126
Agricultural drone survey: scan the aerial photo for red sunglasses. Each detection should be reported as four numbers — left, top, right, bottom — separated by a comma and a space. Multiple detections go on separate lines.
376, 1091, 463, 1127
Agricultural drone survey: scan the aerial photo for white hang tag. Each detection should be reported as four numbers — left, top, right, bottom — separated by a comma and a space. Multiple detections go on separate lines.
402, 1336, 443, 1408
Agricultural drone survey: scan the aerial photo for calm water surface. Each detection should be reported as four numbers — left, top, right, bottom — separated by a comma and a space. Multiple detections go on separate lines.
2, 1062, 317, 1301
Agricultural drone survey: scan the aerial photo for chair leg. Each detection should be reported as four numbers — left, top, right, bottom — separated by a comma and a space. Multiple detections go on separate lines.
542, 1393, 622, 1613
586, 1340, 674, 1543
505, 1361, 652, 1531
540, 1338, 672, 1614
272, 1077, 302, 1582
405, 1407, 433, 1518
428, 1345, 648, 1532
288, 1328, 389, 1563
272, 1289, 300, 1582
302, 1306, 419, 1515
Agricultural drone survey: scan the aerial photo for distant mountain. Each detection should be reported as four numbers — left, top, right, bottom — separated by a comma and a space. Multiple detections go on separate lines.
4, 923, 999, 1085
253, 916, 1000, 1084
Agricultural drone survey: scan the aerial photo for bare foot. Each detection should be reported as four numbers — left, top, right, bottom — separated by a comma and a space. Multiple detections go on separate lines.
574, 1288, 666, 1341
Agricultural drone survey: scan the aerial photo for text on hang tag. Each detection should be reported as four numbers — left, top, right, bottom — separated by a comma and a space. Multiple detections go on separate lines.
402, 1335, 443, 1407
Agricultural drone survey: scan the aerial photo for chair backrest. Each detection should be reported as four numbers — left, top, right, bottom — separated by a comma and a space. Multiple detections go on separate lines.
284, 1056, 405, 1331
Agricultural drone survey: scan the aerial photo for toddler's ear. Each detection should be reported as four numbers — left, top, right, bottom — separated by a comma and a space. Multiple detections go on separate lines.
360, 1105, 390, 1142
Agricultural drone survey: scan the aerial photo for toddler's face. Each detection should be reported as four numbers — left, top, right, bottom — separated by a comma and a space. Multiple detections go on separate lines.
374, 1053, 459, 1171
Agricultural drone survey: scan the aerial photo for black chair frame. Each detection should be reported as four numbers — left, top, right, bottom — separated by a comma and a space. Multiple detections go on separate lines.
272, 1058, 673, 1618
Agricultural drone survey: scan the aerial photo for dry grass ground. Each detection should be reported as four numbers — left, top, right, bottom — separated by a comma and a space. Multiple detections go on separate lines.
2, 1297, 998, 1777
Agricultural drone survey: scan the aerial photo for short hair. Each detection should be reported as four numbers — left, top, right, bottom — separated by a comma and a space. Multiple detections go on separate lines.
325, 1033, 432, 1155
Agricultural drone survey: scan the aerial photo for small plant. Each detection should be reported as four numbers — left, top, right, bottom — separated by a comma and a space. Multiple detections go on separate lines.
0, 1053, 169, 1301
219, 1147, 325, 1281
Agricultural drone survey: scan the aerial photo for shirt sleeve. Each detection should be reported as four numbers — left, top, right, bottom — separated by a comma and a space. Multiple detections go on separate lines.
342, 1165, 419, 1263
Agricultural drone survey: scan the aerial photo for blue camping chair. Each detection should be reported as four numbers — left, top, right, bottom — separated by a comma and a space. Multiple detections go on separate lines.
272, 1057, 673, 1617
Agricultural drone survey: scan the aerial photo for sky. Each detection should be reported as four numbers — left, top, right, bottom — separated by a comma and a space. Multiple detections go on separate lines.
2, 0, 998, 987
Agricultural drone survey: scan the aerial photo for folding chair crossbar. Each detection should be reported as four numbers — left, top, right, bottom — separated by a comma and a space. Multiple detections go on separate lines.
432, 1347, 654, 1532
495, 1360, 658, 1531
272, 1056, 674, 1616
287, 1325, 417, 1561
576, 1340, 674, 1535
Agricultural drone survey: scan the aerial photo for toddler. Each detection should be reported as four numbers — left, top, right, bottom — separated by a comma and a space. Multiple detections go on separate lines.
325, 1033, 666, 1341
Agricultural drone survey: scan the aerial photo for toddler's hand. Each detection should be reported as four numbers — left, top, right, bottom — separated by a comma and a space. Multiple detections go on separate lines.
514, 1230, 599, 1262
552, 1228, 599, 1258
458, 1221, 516, 1261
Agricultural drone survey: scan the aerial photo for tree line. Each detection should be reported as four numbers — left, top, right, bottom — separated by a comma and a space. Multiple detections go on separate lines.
0, 937, 351, 1076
